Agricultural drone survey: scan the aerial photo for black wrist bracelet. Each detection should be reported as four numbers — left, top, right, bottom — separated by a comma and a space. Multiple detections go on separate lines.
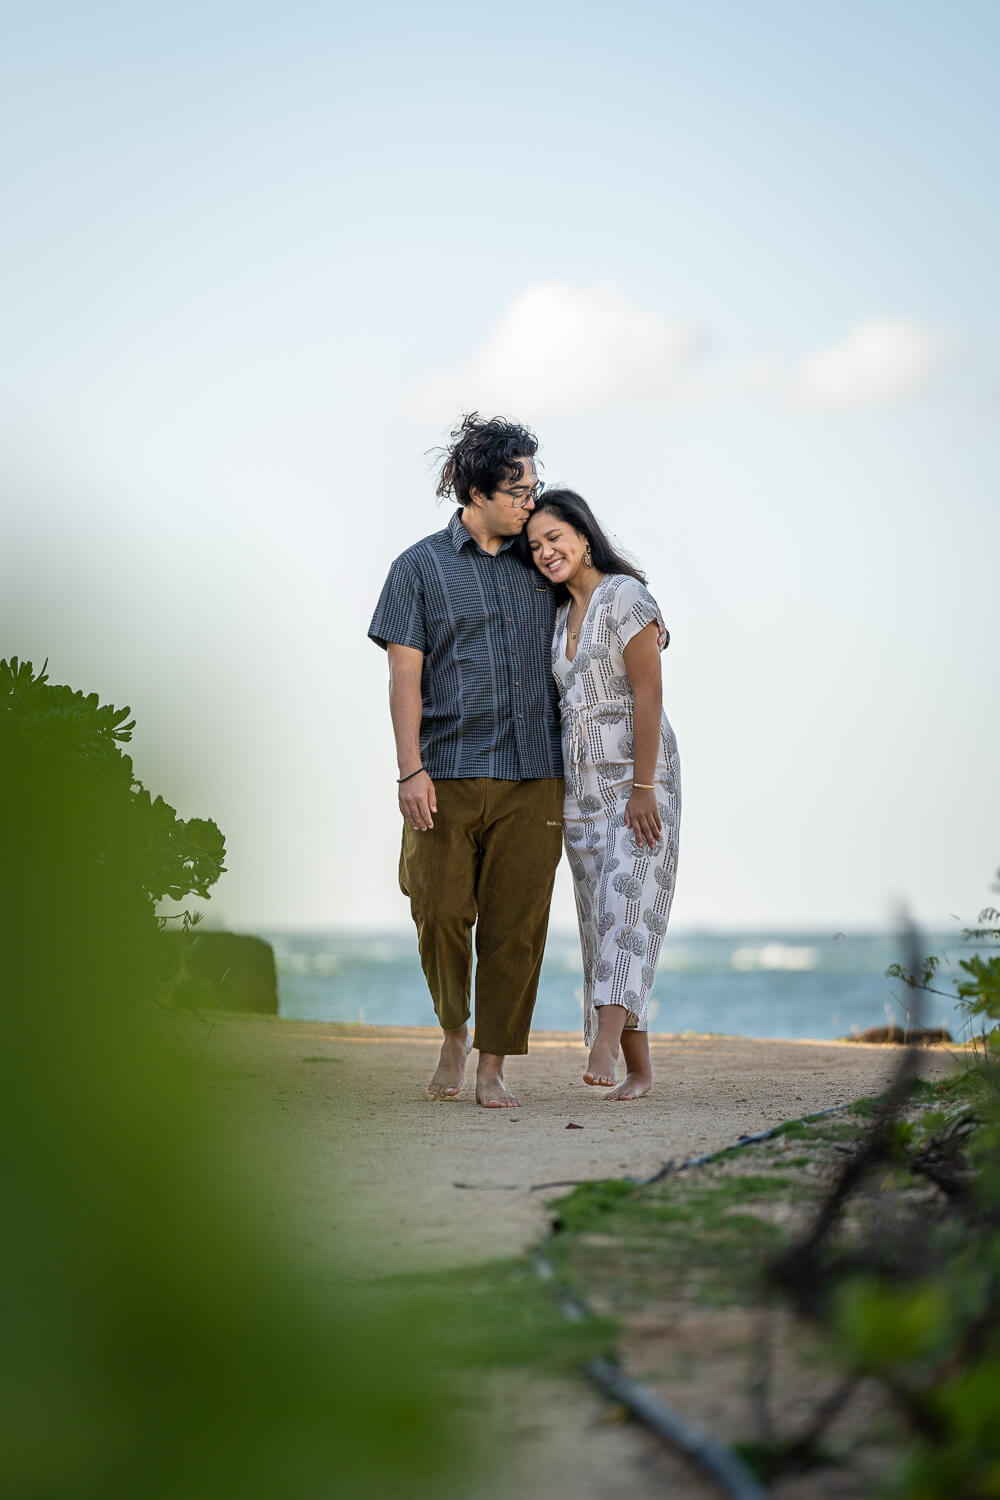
397, 767, 426, 784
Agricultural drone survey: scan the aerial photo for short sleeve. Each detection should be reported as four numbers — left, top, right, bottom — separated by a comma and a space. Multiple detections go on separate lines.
368, 557, 426, 653
612, 577, 669, 653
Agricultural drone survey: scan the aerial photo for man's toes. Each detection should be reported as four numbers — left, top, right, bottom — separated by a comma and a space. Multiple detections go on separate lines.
477, 1083, 519, 1108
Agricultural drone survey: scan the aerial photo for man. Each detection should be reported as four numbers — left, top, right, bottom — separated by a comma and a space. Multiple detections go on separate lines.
368, 414, 564, 1107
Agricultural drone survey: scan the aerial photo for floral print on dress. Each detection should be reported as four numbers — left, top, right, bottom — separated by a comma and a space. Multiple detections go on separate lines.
553, 574, 681, 1046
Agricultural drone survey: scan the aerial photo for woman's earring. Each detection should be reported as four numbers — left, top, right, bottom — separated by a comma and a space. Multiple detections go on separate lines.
583, 545, 593, 568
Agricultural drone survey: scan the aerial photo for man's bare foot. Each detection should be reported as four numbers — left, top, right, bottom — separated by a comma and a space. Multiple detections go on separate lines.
584, 1041, 618, 1087
476, 1053, 520, 1109
604, 1071, 652, 1101
426, 1025, 471, 1099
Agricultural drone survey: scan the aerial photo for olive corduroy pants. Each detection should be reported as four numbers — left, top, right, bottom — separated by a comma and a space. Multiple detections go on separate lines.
399, 777, 564, 1056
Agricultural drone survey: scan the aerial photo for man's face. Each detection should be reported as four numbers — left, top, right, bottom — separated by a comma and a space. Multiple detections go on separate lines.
476, 457, 542, 535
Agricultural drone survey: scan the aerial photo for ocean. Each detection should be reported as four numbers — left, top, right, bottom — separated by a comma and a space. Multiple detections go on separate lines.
264, 927, 979, 1042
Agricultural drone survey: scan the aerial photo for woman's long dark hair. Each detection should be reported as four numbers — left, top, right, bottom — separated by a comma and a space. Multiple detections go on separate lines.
518, 488, 647, 603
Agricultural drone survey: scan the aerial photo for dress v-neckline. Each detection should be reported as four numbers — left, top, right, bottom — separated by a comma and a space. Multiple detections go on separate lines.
562, 575, 610, 664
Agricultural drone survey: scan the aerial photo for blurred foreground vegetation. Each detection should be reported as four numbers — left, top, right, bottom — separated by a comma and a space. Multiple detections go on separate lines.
0, 659, 491, 1498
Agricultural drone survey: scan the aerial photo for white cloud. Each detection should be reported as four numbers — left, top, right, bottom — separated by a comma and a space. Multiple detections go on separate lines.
421, 280, 709, 415
796, 317, 954, 407
420, 294, 956, 418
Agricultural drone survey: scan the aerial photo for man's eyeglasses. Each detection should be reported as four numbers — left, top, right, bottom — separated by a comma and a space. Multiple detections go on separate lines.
495, 480, 545, 509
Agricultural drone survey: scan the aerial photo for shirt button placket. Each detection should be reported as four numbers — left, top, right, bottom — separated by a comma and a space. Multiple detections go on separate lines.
502, 565, 523, 730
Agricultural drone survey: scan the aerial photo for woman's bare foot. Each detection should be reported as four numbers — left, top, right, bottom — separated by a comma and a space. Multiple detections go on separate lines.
583, 1041, 618, 1087
426, 1025, 471, 1099
604, 1030, 652, 1100
604, 1071, 652, 1101
476, 1053, 520, 1108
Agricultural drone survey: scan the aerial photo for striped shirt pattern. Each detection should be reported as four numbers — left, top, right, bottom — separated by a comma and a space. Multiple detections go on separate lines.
369, 510, 563, 780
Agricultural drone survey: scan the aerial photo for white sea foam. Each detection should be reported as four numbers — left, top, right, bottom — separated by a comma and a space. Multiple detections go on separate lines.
730, 943, 818, 972
311, 953, 342, 975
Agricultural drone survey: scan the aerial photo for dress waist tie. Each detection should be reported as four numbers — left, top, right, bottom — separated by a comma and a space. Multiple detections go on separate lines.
562, 697, 634, 800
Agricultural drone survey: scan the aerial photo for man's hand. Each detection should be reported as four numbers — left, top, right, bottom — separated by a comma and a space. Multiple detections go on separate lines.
399, 768, 437, 831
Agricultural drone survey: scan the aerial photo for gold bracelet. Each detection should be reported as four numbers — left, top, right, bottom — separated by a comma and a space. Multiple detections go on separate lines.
633, 782, 655, 789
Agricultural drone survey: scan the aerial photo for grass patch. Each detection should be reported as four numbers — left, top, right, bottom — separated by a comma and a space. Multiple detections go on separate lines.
546, 1167, 810, 1310
388, 1259, 615, 1374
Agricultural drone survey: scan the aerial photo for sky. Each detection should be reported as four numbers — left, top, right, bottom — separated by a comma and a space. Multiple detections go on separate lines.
2, 0, 997, 935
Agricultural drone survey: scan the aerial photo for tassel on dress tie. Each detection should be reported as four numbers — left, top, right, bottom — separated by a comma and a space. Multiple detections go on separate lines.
566, 707, 587, 801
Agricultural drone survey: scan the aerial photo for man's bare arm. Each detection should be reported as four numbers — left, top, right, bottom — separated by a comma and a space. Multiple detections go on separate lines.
387, 643, 437, 831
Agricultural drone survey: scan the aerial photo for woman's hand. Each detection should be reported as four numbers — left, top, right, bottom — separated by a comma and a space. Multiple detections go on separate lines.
622, 622, 664, 851
399, 769, 437, 832
625, 786, 661, 849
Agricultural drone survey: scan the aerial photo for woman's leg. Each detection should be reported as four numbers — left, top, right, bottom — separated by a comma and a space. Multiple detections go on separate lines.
584, 1003, 628, 1086
604, 1028, 653, 1101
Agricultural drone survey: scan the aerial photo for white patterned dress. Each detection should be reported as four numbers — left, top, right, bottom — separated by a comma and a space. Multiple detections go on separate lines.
553, 574, 681, 1045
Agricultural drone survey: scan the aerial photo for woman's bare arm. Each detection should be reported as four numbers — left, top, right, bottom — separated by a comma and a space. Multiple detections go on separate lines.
622, 622, 663, 848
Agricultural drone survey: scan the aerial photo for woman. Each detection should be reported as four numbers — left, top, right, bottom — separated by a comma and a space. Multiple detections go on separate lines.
524, 491, 680, 1100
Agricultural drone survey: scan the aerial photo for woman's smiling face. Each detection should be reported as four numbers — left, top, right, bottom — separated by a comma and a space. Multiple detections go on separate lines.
526, 508, 590, 587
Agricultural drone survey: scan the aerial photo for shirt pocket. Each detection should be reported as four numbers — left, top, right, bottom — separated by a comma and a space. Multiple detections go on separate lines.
529, 584, 557, 633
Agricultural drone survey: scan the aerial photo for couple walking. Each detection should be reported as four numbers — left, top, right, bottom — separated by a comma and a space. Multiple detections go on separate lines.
368, 414, 680, 1107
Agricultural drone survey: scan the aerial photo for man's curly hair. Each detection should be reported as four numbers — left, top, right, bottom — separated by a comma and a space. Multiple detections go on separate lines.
435, 412, 538, 507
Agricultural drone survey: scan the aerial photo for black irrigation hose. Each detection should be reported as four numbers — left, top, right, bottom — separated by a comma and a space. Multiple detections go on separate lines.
526, 1105, 856, 1500
628, 1101, 852, 1186
533, 1255, 769, 1500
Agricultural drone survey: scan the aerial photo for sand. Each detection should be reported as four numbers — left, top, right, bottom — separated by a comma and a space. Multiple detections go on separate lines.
201, 1016, 959, 1279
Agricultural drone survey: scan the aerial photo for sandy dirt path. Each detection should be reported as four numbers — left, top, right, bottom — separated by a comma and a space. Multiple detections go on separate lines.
202, 1016, 958, 1279
197, 1017, 960, 1498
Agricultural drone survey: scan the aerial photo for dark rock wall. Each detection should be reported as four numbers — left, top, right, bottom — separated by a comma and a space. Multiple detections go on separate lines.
163, 931, 278, 1014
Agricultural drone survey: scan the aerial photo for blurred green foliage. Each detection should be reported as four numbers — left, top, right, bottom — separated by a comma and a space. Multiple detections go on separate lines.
775, 884, 1000, 1497
888, 883, 1000, 1052
0, 659, 470, 1498
957, 949, 1000, 1037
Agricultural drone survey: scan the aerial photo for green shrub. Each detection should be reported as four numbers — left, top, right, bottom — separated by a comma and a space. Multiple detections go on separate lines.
0, 654, 225, 910
0, 658, 468, 1498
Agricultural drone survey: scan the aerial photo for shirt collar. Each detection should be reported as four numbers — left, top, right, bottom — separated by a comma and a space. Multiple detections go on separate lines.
448, 508, 514, 555
447, 510, 473, 552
